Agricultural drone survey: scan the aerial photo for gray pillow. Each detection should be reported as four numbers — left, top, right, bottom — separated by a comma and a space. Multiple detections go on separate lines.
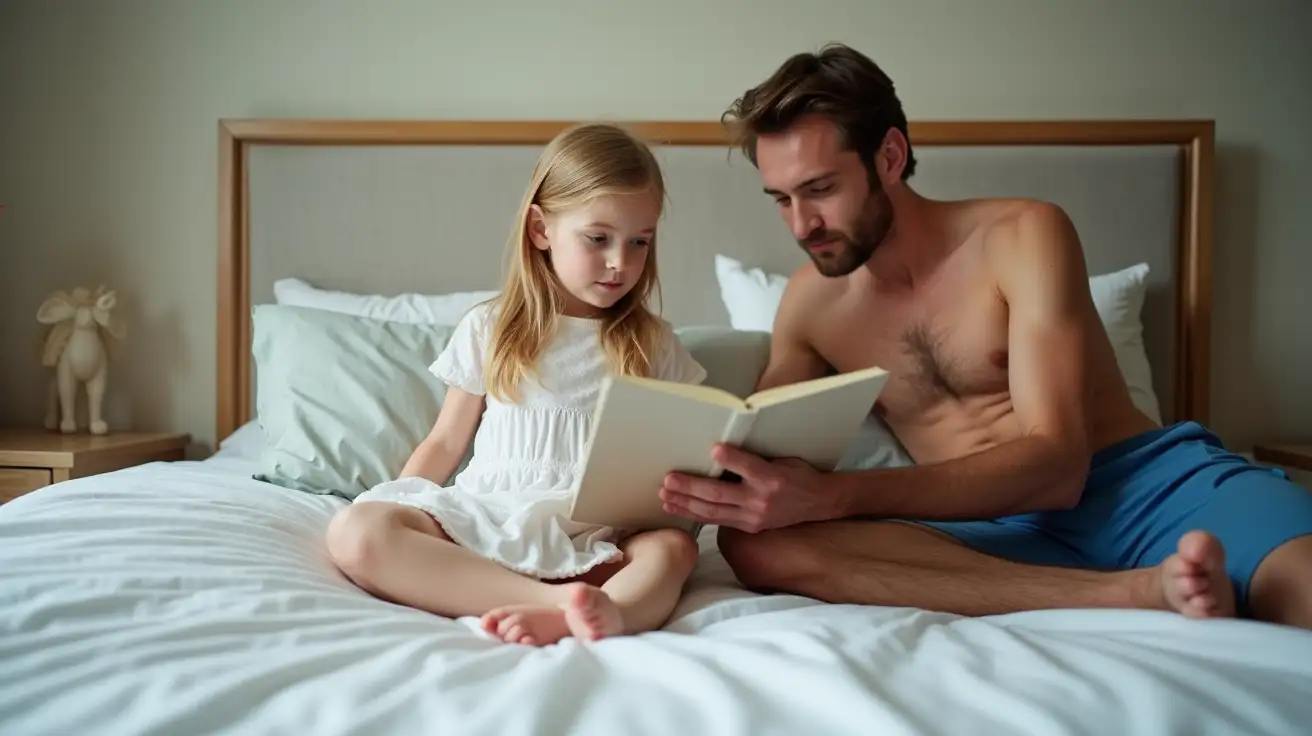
674, 326, 771, 398
251, 304, 463, 499
835, 415, 914, 470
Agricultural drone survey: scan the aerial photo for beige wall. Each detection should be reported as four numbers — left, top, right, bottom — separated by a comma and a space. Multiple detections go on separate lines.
1, 0, 1309, 454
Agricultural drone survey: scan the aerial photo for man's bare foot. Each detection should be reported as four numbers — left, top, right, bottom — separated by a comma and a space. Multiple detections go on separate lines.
1157, 530, 1236, 619
480, 605, 569, 646
562, 583, 625, 641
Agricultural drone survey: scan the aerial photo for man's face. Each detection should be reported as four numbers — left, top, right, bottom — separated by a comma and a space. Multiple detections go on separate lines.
756, 116, 893, 277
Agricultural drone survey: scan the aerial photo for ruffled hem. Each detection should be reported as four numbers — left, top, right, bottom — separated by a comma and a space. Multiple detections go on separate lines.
353, 477, 624, 580
435, 519, 624, 580
429, 357, 485, 397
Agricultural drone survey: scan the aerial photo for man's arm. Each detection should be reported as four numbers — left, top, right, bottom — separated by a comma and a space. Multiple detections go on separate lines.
832, 202, 1095, 520
755, 268, 831, 391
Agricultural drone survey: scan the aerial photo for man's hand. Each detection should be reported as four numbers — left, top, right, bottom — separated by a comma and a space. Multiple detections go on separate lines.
659, 444, 833, 533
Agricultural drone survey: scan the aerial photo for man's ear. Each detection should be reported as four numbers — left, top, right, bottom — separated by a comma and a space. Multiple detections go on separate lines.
876, 129, 908, 183
527, 204, 550, 251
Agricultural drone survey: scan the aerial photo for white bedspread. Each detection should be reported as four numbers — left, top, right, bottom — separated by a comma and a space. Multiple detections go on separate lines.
2, 459, 1310, 736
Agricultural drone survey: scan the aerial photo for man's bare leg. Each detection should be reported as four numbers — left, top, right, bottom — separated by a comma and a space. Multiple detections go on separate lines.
1248, 534, 1312, 628
718, 520, 1234, 618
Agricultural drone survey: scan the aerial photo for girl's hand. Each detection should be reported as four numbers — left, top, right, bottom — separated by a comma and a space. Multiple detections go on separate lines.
659, 444, 833, 533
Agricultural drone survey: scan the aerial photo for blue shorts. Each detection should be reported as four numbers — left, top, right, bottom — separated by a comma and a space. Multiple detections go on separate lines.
917, 421, 1312, 614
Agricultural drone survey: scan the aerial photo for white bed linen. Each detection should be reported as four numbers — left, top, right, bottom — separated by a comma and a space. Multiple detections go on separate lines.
2, 459, 1310, 736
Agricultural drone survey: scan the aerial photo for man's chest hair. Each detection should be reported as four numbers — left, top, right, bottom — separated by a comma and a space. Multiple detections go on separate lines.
814, 272, 1010, 406
900, 321, 971, 401
866, 318, 1008, 410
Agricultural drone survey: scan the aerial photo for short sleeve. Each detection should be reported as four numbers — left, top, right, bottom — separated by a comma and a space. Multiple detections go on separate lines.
655, 325, 708, 386
429, 304, 490, 395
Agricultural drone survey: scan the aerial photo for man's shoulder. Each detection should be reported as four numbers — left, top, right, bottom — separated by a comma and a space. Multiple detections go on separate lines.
773, 262, 838, 328
779, 261, 837, 303
973, 199, 1091, 308
971, 197, 1070, 235
978, 198, 1083, 266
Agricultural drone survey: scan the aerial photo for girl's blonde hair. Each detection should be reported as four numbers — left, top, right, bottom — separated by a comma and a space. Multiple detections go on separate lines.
484, 123, 667, 403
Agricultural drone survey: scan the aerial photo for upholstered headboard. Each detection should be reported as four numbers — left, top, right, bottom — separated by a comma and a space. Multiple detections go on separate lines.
218, 120, 1213, 441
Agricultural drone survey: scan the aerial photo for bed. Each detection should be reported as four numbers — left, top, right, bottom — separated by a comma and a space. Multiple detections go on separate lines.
3, 118, 1311, 736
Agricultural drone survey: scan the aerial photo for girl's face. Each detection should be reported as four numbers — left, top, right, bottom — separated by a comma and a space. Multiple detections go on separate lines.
529, 191, 660, 317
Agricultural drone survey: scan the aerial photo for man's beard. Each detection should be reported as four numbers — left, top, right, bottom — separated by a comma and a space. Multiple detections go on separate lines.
799, 187, 893, 277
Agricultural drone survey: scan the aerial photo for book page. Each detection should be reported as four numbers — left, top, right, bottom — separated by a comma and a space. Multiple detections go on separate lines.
570, 378, 740, 531
603, 375, 745, 411
742, 369, 890, 471
745, 365, 889, 409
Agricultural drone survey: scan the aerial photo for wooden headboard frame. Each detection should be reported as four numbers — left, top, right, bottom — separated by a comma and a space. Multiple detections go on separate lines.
216, 119, 1214, 443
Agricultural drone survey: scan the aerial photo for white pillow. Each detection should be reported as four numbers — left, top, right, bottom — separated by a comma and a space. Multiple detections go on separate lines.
273, 277, 498, 326
211, 419, 266, 460
1087, 263, 1160, 423
715, 255, 787, 332
713, 254, 1162, 424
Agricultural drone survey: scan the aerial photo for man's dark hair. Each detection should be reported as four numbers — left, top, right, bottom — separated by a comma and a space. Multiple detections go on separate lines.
722, 43, 916, 180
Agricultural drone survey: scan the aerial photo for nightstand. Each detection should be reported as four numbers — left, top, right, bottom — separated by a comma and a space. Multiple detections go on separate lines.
0, 428, 190, 503
1252, 443, 1312, 489
1253, 443, 1312, 473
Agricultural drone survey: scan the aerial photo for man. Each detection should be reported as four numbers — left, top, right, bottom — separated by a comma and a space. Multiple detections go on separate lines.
659, 43, 1312, 628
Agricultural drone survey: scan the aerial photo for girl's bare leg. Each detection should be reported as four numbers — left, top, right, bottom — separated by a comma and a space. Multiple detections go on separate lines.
600, 528, 700, 634
326, 501, 578, 618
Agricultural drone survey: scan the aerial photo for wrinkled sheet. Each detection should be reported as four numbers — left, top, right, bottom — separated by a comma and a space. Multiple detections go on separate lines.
2, 458, 1310, 736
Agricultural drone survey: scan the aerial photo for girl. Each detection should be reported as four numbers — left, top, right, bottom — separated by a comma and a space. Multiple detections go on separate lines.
326, 123, 707, 647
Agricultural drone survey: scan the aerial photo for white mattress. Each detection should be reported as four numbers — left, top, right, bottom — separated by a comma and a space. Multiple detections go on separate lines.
2, 458, 1311, 736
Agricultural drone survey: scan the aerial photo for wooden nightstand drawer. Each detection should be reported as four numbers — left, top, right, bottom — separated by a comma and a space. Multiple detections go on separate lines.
0, 468, 52, 501
0, 429, 190, 503
1253, 444, 1312, 473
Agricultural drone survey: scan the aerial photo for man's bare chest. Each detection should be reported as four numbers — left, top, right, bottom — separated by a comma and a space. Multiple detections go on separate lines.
811, 280, 1011, 417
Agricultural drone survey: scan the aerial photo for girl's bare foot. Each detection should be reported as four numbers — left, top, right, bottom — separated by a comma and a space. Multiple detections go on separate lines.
480, 605, 569, 646
1156, 530, 1236, 619
562, 583, 625, 640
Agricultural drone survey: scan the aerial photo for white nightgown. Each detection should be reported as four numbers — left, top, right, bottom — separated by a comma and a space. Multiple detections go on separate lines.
352, 302, 708, 580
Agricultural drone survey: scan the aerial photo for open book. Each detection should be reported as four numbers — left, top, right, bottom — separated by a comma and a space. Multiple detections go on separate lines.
568, 366, 890, 533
